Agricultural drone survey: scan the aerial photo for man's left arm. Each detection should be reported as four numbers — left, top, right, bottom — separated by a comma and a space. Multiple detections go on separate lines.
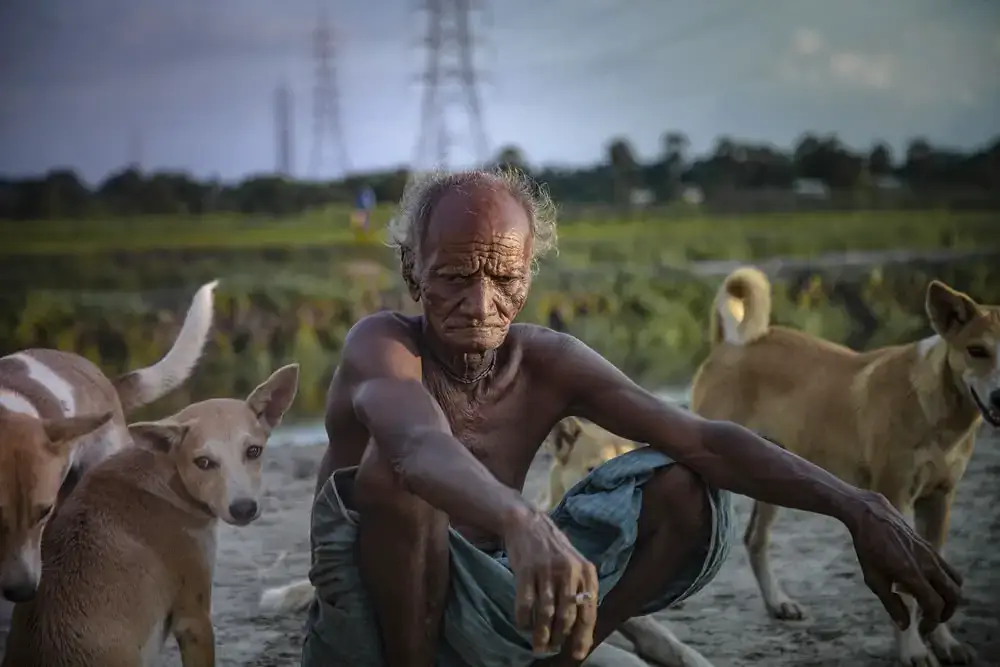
547, 332, 867, 526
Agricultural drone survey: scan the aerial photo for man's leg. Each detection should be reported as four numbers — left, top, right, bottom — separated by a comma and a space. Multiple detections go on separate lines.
354, 447, 451, 667
535, 464, 713, 667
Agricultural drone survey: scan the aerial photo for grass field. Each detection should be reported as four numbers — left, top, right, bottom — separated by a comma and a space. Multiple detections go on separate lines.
2, 208, 996, 257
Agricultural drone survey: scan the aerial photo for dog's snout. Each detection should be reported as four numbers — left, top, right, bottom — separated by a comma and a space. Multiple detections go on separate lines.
2, 580, 38, 603
228, 498, 259, 523
989, 389, 1000, 410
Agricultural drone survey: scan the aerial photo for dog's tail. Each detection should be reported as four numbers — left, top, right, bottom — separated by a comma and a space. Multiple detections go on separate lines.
259, 579, 316, 614
113, 280, 218, 413
709, 267, 771, 346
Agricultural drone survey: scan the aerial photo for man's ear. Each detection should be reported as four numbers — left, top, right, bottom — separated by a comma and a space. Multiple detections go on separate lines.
43, 411, 114, 455
400, 248, 421, 302
247, 364, 300, 431
926, 281, 981, 337
546, 417, 583, 464
128, 420, 189, 453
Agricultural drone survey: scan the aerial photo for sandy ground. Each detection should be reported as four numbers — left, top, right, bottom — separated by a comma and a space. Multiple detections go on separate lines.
158, 430, 1000, 667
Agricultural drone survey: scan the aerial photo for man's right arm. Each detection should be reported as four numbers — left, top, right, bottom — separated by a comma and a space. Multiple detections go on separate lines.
333, 314, 535, 536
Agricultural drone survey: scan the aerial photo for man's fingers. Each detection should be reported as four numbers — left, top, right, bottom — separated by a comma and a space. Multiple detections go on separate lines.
865, 567, 909, 629
549, 570, 580, 652
532, 577, 556, 654
568, 591, 598, 661
925, 557, 963, 626
514, 572, 536, 630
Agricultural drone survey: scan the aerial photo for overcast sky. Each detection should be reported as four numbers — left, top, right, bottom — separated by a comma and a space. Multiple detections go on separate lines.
1, 0, 998, 184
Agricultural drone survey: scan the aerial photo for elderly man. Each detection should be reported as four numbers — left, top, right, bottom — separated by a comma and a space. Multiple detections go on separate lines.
302, 170, 961, 667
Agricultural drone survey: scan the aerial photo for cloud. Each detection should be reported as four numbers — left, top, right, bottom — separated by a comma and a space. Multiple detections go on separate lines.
778, 27, 897, 93
792, 28, 824, 56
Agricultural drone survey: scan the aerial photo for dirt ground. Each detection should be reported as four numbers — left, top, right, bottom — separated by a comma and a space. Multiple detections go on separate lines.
159, 430, 1000, 667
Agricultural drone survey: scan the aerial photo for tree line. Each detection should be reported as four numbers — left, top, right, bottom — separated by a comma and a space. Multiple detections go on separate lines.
1, 131, 997, 221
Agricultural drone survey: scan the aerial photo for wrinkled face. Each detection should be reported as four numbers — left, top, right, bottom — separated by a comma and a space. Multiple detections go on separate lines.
128, 364, 299, 526
926, 281, 1000, 427
414, 185, 533, 353
546, 417, 637, 491
0, 408, 111, 602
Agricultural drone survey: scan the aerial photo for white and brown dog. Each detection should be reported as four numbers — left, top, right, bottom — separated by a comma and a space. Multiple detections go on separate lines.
0, 280, 218, 606
2, 364, 299, 667
691, 266, 994, 666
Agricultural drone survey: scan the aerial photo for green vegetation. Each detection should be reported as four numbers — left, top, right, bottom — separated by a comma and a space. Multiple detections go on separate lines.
2, 209, 998, 423
2, 209, 994, 257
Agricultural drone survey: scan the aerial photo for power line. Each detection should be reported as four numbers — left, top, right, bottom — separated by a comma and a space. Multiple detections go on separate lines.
275, 81, 294, 177
308, 7, 351, 179
413, 0, 492, 170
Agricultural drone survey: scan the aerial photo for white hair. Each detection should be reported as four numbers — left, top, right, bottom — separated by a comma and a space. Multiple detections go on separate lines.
385, 167, 558, 284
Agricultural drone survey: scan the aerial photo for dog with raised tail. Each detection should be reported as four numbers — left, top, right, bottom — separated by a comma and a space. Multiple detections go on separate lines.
691, 266, 994, 667
0, 280, 219, 607
2, 363, 300, 667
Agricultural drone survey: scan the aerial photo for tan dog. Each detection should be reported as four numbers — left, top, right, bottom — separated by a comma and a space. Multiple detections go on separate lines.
2, 364, 300, 667
534, 416, 639, 510
0, 280, 218, 605
537, 418, 716, 667
691, 266, 994, 667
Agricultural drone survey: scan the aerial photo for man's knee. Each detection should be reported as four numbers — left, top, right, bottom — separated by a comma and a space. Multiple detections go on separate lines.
640, 464, 712, 542
354, 448, 448, 537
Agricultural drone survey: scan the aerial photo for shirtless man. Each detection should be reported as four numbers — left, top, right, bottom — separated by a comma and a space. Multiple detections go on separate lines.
301, 170, 962, 667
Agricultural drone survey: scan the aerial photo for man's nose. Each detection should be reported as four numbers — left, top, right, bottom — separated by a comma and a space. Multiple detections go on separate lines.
462, 280, 492, 320
989, 388, 1000, 411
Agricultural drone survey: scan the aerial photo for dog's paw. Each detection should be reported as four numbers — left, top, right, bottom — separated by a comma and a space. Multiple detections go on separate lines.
927, 626, 975, 665
898, 633, 941, 667
765, 596, 806, 621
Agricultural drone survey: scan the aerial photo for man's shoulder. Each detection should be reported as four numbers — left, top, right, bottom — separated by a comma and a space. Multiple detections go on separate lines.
508, 324, 586, 364
345, 311, 421, 346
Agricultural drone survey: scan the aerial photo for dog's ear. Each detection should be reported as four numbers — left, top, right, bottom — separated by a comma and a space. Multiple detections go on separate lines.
546, 417, 583, 464
247, 364, 300, 431
43, 411, 114, 455
926, 281, 981, 337
129, 420, 189, 453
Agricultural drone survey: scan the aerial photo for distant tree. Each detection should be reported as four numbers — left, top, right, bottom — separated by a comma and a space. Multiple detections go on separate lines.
868, 142, 894, 176
606, 137, 640, 206
494, 145, 530, 174
661, 131, 689, 201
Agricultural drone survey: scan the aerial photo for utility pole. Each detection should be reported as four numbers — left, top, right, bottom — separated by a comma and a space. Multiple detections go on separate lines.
413, 0, 491, 171
275, 81, 294, 177
308, 7, 351, 179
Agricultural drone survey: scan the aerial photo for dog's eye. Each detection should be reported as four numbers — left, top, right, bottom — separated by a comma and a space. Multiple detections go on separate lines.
966, 345, 991, 359
193, 456, 216, 470
246, 445, 263, 460
36, 505, 53, 524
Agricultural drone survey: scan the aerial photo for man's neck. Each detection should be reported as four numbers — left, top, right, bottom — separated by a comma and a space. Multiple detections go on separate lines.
420, 319, 497, 384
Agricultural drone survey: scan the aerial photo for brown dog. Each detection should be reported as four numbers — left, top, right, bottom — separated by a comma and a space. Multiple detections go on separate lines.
2, 363, 299, 667
0, 280, 218, 605
691, 266, 993, 666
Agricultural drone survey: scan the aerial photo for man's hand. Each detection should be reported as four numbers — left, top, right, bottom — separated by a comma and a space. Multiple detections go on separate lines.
503, 509, 599, 659
849, 491, 963, 633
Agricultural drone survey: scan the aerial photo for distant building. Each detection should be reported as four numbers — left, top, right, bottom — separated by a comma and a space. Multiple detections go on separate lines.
629, 188, 656, 208
792, 178, 829, 199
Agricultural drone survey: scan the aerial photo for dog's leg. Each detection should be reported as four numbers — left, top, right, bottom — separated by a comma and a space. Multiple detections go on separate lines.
172, 582, 216, 667
174, 611, 215, 667
618, 615, 716, 667
913, 489, 974, 666
582, 642, 649, 667
744, 501, 805, 620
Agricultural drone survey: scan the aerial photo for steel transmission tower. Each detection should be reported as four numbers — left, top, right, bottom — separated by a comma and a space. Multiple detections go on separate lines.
275, 81, 294, 177
308, 8, 351, 179
413, 0, 491, 170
